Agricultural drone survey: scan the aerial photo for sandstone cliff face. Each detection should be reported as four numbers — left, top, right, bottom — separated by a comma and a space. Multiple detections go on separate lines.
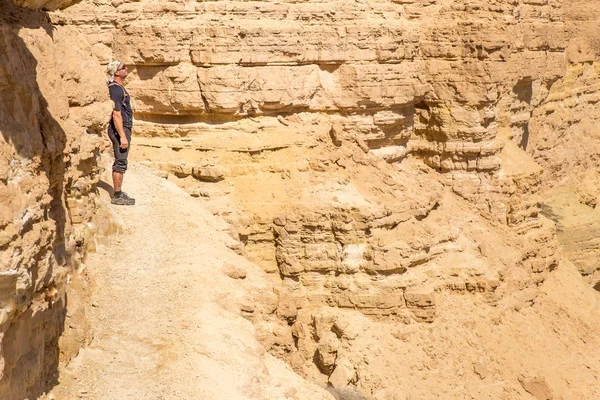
13, 0, 600, 398
0, 2, 107, 397
49, 0, 600, 397
57, 0, 564, 275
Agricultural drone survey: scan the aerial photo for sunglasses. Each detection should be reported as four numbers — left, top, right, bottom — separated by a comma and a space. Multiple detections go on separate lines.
117, 64, 127, 71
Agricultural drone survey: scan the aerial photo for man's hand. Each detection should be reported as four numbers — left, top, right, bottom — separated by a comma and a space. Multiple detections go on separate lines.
120, 136, 129, 149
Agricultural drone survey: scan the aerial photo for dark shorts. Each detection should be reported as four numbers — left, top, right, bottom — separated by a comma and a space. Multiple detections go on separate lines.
108, 125, 132, 173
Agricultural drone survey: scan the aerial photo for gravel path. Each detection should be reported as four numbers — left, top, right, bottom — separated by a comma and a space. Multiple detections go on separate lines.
47, 163, 332, 400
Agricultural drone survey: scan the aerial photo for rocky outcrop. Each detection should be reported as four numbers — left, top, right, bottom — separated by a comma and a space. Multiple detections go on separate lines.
46, 0, 574, 395
0, 2, 107, 397
529, 1, 600, 284
54, 0, 565, 279
19, 0, 600, 398
56, 1, 565, 172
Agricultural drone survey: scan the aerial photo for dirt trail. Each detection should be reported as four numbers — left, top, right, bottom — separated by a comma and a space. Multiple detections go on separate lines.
47, 163, 332, 400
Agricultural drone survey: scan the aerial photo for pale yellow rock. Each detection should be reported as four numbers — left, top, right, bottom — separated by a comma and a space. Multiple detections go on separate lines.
5, 0, 600, 399
223, 263, 247, 280
328, 357, 356, 390
316, 332, 340, 375
520, 376, 554, 400
0, 2, 106, 397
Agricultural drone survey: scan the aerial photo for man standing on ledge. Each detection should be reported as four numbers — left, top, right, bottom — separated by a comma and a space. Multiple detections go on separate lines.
106, 60, 135, 205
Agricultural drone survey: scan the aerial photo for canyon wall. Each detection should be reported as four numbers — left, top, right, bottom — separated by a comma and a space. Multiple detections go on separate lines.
3, 0, 599, 398
56, 0, 565, 281
50, 0, 600, 398
0, 1, 108, 397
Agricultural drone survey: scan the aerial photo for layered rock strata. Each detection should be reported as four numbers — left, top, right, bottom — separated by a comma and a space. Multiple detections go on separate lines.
48, 0, 600, 398
54, 0, 566, 212
0, 1, 108, 397
529, 1, 600, 285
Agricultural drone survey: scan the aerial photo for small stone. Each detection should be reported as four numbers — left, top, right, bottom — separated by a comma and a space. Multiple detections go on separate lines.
354, 135, 370, 153
473, 362, 487, 379
192, 166, 224, 182
223, 263, 247, 279
171, 164, 193, 177
316, 332, 339, 374
277, 115, 290, 126
332, 317, 361, 340
329, 122, 344, 146
277, 298, 298, 323
91, 301, 99, 308
328, 357, 356, 390
519, 376, 554, 400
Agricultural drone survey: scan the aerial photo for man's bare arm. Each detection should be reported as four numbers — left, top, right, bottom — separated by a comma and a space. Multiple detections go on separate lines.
112, 110, 128, 149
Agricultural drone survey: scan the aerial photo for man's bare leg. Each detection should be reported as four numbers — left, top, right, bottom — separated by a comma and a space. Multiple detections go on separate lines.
111, 170, 134, 205
112, 171, 124, 194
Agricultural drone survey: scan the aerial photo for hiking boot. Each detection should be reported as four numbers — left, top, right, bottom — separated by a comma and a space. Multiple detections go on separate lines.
111, 192, 135, 205
121, 192, 135, 202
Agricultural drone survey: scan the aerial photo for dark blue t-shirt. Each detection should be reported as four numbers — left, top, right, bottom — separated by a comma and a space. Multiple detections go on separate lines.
108, 83, 133, 129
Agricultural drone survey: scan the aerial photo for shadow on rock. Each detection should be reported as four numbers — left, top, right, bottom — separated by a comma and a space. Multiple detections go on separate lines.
0, 3, 72, 398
